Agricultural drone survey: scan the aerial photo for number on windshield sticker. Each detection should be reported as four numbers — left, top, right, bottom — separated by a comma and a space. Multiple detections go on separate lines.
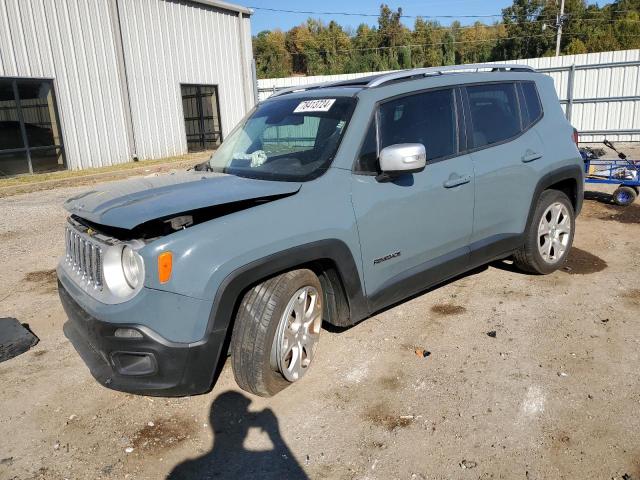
293, 99, 336, 113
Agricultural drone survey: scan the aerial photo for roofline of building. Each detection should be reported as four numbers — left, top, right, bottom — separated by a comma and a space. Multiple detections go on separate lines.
192, 0, 253, 15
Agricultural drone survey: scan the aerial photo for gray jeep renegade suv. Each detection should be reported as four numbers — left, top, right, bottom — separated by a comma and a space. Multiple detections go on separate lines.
58, 64, 583, 397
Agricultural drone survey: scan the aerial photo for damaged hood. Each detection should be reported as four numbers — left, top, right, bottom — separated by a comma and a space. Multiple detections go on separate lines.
64, 171, 301, 230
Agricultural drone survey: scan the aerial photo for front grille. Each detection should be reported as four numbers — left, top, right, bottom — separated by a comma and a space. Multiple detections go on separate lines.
65, 225, 104, 290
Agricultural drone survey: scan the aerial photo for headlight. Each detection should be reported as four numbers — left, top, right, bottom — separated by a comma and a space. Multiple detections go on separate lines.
122, 245, 143, 289
103, 243, 145, 299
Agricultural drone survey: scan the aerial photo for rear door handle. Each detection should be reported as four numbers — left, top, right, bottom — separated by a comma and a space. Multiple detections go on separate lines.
522, 151, 543, 163
443, 174, 472, 188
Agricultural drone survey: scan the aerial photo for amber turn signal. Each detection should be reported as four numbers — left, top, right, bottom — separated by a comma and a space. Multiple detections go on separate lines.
157, 251, 173, 284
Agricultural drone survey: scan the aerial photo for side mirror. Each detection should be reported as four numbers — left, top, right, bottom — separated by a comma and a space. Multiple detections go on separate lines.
377, 143, 426, 181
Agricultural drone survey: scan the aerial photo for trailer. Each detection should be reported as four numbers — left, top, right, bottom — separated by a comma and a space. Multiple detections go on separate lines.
582, 140, 640, 206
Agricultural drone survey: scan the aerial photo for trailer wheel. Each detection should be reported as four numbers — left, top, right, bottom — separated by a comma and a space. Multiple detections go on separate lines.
613, 186, 637, 206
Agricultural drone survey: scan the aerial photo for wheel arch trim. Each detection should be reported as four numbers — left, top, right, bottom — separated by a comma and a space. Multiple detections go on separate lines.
205, 239, 368, 336
527, 164, 584, 229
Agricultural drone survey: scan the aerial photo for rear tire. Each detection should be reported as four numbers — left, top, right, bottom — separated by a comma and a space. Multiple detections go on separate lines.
613, 186, 637, 206
514, 190, 575, 274
230, 269, 323, 397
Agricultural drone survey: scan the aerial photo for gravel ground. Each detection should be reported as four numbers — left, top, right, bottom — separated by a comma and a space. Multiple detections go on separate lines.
0, 169, 639, 480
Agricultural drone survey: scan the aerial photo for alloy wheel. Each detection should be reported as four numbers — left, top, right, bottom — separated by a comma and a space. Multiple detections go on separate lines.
537, 201, 571, 264
272, 286, 322, 382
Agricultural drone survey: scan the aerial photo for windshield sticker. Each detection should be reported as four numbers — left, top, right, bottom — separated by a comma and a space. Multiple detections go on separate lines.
294, 99, 336, 113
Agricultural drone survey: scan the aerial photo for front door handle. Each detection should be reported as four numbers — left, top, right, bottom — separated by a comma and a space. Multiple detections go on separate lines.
522, 151, 543, 163
443, 174, 472, 188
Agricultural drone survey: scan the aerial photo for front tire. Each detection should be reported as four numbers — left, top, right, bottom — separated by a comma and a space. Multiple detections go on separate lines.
230, 269, 323, 397
514, 190, 575, 274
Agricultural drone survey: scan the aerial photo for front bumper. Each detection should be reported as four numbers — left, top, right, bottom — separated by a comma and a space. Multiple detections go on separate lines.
59, 281, 227, 396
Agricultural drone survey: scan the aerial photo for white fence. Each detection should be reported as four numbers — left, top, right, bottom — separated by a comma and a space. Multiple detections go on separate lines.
257, 49, 640, 142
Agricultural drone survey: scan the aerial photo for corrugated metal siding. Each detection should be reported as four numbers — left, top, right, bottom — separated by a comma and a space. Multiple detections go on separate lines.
258, 49, 640, 142
118, 0, 252, 160
0, 0, 132, 170
504, 50, 640, 142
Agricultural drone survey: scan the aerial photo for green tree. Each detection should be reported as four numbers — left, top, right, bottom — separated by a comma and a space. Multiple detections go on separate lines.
496, 0, 554, 59
252, 0, 640, 78
565, 37, 588, 54
411, 18, 445, 67
253, 30, 292, 78
456, 22, 506, 64
378, 4, 411, 69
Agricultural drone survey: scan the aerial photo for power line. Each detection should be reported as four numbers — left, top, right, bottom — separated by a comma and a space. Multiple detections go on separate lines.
252, 8, 640, 42
250, 5, 640, 59
267, 34, 548, 57
249, 5, 640, 20
263, 32, 640, 58
249, 6, 517, 20
342, 17, 640, 41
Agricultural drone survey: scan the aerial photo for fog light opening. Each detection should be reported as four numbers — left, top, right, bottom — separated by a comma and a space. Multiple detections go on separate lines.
111, 351, 156, 376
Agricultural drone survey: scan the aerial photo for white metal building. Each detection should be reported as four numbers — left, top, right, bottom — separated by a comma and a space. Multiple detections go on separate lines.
0, 0, 255, 175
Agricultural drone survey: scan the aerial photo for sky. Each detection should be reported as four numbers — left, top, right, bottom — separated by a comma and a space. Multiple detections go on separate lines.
248, 0, 516, 35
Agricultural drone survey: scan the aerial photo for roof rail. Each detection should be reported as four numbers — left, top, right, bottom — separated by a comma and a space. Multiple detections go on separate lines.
269, 78, 365, 98
366, 63, 535, 88
269, 82, 329, 98
267, 63, 535, 99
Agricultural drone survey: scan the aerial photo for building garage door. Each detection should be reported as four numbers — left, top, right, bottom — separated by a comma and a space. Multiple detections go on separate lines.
181, 85, 223, 152
0, 78, 65, 176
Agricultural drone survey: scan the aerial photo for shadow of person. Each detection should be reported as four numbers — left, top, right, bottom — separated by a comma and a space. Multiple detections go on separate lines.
167, 391, 308, 480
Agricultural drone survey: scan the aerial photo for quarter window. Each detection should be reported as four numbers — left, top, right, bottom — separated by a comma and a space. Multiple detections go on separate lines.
355, 120, 378, 173
518, 81, 543, 129
467, 83, 520, 148
379, 88, 457, 161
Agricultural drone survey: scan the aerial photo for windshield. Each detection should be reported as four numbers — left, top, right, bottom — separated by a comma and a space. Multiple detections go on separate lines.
206, 96, 356, 181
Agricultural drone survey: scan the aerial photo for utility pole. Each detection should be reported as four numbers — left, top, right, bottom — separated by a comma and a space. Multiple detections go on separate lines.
555, 0, 565, 56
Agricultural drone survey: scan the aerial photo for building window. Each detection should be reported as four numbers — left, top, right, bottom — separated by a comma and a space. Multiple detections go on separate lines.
0, 78, 65, 176
181, 84, 223, 152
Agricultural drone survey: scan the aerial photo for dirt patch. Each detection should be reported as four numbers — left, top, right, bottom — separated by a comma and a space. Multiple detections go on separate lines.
598, 204, 640, 224
623, 289, 640, 306
24, 269, 58, 293
582, 200, 640, 224
562, 248, 607, 275
625, 289, 640, 298
131, 417, 195, 452
0, 230, 19, 242
431, 304, 466, 315
364, 404, 413, 431
378, 374, 402, 391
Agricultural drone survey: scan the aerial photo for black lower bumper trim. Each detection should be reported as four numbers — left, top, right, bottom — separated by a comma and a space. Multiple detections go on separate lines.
59, 281, 226, 396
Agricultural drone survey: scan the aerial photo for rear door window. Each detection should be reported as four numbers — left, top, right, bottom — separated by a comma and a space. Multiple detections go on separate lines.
466, 83, 520, 148
378, 88, 457, 161
518, 81, 543, 129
